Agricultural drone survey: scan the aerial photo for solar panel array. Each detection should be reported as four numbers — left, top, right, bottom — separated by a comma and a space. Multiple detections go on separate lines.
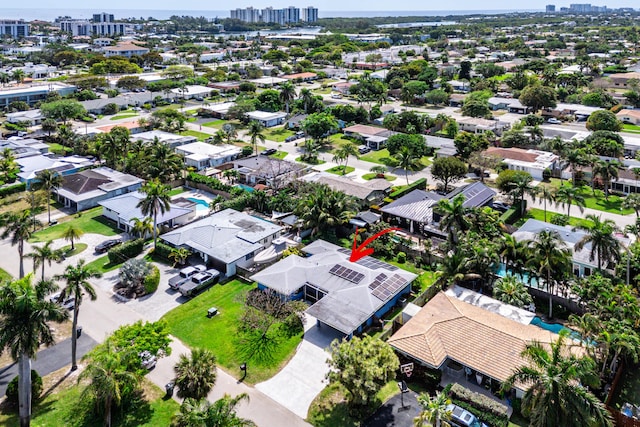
368, 273, 388, 292
370, 274, 407, 300
338, 248, 351, 255
329, 264, 365, 284
356, 256, 399, 271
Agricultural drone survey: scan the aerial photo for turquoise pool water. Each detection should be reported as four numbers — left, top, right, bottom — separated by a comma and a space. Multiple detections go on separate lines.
530, 316, 585, 342
495, 264, 539, 287
236, 184, 255, 193
187, 197, 209, 211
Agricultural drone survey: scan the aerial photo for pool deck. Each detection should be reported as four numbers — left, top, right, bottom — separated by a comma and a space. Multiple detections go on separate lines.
174, 189, 216, 218
446, 285, 536, 325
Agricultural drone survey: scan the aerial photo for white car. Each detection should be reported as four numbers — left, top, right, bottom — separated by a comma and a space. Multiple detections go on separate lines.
547, 118, 562, 124
330, 93, 342, 99
140, 351, 157, 370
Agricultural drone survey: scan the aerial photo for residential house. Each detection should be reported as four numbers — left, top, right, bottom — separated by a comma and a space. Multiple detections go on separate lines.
99, 191, 195, 234
487, 97, 532, 114
161, 208, 282, 277
609, 72, 640, 89
232, 156, 308, 188
342, 124, 397, 151
171, 85, 211, 100
617, 109, 640, 126
133, 130, 197, 148
201, 102, 235, 119
485, 147, 566, 181
426, 135, 457, 158
0, 137, 48, 157
208, 81, 241, 93
542, 103, 601, 121
251, 239, 417, 337
449, 93, 466, 107
175, 142, 241, 171
55, 167, 143, 212
331, 81, 356, 95
16, 154, 94, 188
282, 72, 317, 82
0, 83, 76, 108
457, 117, 509, 135
103, 42, 149, 58
286, 113, 308, 129
5, 109, 43, 126
301, 172, 392, 207
389, 287, 575, 398
248, 77, 288, 88
245, 111, 287, 128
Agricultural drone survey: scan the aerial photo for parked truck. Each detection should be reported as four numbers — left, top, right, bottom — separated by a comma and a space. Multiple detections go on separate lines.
179, 269, 220, 297
168, 265, 206, 290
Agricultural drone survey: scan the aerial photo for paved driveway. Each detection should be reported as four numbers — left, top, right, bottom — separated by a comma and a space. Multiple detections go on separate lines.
364, 390, 420, 427
255, 316, 345, 419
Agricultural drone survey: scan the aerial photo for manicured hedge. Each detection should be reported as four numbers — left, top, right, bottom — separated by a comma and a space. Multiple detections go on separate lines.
443, 383, 510, 427
389, 178, 428, 199
6, 370, 42, 406
0, 182, 26, 197
186, 172, 232, 193
153, 241, 174, 260
144, 265, 160, 294
499, 201, 523, 225
108, 238, 144, 264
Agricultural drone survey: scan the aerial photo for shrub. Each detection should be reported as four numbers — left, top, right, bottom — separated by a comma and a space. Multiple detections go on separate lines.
389, 178, 427, 199
153, 241, 174, 260
108, 238, 144, 264
550, 213, 570, 226
0, 182, 26, 197
102, 103, 118, 115
144, 265, 160, 294
499, 206, 521, 225
542, 168, 551, 181
6, 370, 43, 406
186, 172, 233, 193
241, 146, 254, 157
397, 252, 407, 263
449, 383, 509, 417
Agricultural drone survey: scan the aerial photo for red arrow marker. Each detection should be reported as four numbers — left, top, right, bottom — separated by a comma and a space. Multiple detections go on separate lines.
349, 227, 402, 262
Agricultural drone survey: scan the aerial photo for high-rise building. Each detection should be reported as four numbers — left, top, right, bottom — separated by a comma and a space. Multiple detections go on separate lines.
545, 4, 556, 12
92, 13, 115, 23
59, 14, 132, 36
302, 6, 319, 23
283, 6, 300, 24
0, 19, 29, 38
569, 3, 592, 12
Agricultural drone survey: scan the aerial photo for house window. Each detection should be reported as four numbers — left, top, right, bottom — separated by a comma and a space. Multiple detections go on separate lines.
245, 253, 253, 261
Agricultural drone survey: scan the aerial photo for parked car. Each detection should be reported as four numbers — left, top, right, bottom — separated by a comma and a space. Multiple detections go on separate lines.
492, 201, 511, 213
139, 350, 157, 370
168, 265, 207, 290
358, 145, 371, 154
285, 135, 296, 143
180, 269, 220, 297
49, 292, 75, 310
261, 148, 277, 156
330, 93, 342, 99
547, 117, 562, 124
95, 238, 123, 254
194, 96, 204, 101
447, 404, 489, 427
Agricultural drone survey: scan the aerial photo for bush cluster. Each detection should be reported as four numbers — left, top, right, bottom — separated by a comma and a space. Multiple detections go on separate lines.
0, 182, 26, 197
6, 370, 42, 407
108, 238, 144, 264
153, 241, 174, 260
389, 178, 427, 199
143, 265, 160, 294
186, 172, 233, 193
443, 383, 510, 427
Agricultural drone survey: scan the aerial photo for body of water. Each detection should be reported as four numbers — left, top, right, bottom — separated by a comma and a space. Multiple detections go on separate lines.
187, 197, 209, 211
0, 8, 541, 22
236, 184, 255, 193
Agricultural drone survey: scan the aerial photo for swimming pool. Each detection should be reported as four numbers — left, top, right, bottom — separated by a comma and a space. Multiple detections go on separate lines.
495, 264, 539, 288
236, 184, 255, 193
530, 316, 585, 342
187, 197, 210, 212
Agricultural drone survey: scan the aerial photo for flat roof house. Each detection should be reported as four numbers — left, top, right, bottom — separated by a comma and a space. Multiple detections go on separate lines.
245, 110, 287, 128
161, 208, 282, 277
133, 130, 197, 149
0, 83, 76, 108
6, 109, 43, 125
342, 124, 397, 151
99, 191, 195, 234
175, 142, 241, 171
485, 147, 566, 181
251, 239, 417, 337
55, 167, 143, 212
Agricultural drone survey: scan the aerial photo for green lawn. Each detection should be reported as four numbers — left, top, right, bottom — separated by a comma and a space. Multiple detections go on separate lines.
362, 173, 397, 181
326, 166, 355, 175
60, 243, 88, 257
202, 119, 226, 128
169, 186, 186, 197
0, 380, 179, 427
623, 123, 640, 134
162, 279, 303, 384
548, 181, 634, 215
179, 130, 211, 141
307, 381, 402, 427
521, 208, 595, 229
109, 113, 138, 121
46, 142, 73, 155
264, 127, 295, 142
30, 207, 119, 243
327, 134, 355, 147
359, 149, 431, 169
312, 88, 331, 95
84, 254, 124, 274
269, 151, 288, 160
296, 156, 326, 165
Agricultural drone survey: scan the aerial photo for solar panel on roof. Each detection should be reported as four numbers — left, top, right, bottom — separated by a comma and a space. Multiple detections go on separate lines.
329, 264, 365, 284
371, 274, 408, 300
355, 256, 399, 271
368, 273, 388, 291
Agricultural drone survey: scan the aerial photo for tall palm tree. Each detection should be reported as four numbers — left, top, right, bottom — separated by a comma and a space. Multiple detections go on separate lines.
334, 142, 359, 175
137, 179, 171, 250
527, 230, 572, 318
414, 392, 452, 427
62, 224, 84, 251
437, 194, 470, 245
26, 241, 64, 281
12, 69, 26, 84
535, 185, 555, 222
146, 139, 184, 183
294, 184, 357, 237
279, 81, 296, 115
393, 146, 423, 185
55, 259, 101, 371
173, 348, 217, 400
247, 120, 266, 156
0, 275, 68, 427
0, 210, 40, 278
554, 185, 586, 217
34, 169, 63, 225
300, 88, 314, 113
222, 123, 237, 143
79, 343, 140, 427
173, 394, 256, 427
502, 331, 613, 427
592, 159, 621, 199
622, 193, 640, 218
507, 172, 536, 216
500, 234, 529, 279
130, 216, 154, 239
574, 214, 621, 271
493, 274, 533, 308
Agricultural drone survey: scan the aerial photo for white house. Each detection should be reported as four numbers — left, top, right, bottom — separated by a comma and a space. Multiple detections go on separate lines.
485, 147, 568, 180
617, 109, 640, 126
175, 142, 242, 170
246, 111, 287, 128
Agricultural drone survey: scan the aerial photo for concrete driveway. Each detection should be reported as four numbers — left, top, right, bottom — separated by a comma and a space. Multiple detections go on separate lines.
255, 315, 345, 419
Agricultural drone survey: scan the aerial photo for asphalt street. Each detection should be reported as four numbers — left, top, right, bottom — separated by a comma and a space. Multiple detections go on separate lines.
364, 389, 420, 427
0, 335, 98, 397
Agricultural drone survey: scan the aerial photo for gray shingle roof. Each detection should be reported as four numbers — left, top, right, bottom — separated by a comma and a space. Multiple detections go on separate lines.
380, 190, 444, 223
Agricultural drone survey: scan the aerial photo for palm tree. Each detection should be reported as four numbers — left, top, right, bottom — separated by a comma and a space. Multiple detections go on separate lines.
212, 129, 227, 144
130, 216, 154, 239
173, 348, 217, 400
535, 185, 555, 222
0, 274, 68, 427
393, 146, 423, 185
554, 185, 586, 217
507, 173, 536, 216
527, 230, 572, 318
574, 214, 621, 271
502, 331, 613, 427
80, 342, 140, 427
300, 88, 314, 113
146, 138, 184, 182
334, 142, 359, 175
137, 179, 171, 250
62, 224, 84, 251
34, 169, 63, 225
222, 123, 237, 143
55, 259, 101, 371
592, 159, 621, 199
493, 274, 533, 308
623, 193, 640, 218
247, 120, 266, 156
295, 184, 357, 237
414, 392, 452, 427
173, 394, 256, 427
279, 81, 296, 115
437, 194, 470, 245
26, 241, 64, 281
0, 210, 40, 278
12, 69, 26, 84
169, 248, 191, 266
23, 190, 46, 232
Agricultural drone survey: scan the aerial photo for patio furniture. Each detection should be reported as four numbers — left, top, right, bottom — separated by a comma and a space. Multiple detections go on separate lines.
207, 307, 218, 318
